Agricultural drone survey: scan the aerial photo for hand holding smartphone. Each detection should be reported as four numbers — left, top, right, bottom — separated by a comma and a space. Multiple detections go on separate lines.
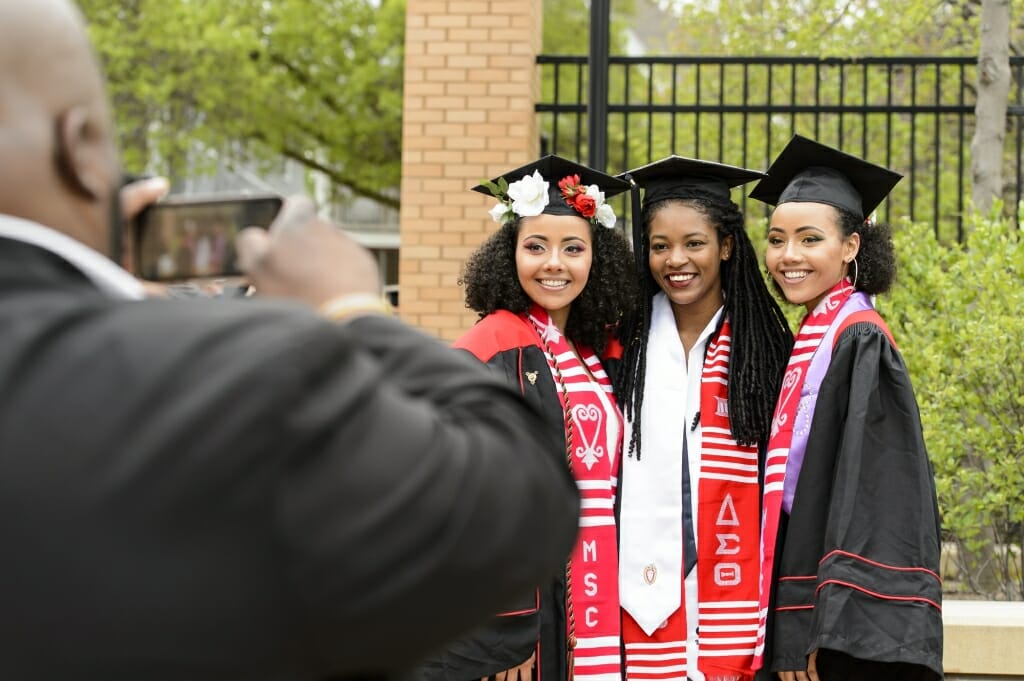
234, 195, 383, 310
134, 194, 282, 281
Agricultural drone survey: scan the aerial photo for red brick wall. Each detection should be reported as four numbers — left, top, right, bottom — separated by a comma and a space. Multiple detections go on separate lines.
399, 0, 542, 340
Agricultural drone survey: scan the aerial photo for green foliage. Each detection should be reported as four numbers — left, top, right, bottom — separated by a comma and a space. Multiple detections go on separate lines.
884, 213, 1024, 599
662, 0, 1011, 56
654, 1, 1024, 236
79, 0, 405, 208
478, 178, 509, 200
540, 0, 639, 168
539, 1, 1023, 238
542, 0, 637, 56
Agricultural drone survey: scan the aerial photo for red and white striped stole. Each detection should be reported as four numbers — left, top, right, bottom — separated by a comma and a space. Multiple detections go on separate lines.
528, 307, 623, 681
753, 281, 854, 669
623, 318, 761, 681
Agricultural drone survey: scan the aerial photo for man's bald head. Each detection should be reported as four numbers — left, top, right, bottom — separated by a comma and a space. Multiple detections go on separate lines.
0, 0, 104, 106
0, 0, 120, 255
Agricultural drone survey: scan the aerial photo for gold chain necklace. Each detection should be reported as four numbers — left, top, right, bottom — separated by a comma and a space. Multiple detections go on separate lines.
528, 316, 578, 678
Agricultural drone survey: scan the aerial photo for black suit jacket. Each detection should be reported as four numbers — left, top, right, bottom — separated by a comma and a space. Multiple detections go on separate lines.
0, 237, 579, 680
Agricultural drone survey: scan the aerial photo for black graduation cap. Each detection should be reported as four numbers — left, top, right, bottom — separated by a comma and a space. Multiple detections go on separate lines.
615, 156, 764, 271
619, 155, 765, 206
472, 154, 630, 220
748, 134, 902, 219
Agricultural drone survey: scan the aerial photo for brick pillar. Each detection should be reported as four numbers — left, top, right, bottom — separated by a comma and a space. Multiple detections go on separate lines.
399, 0, 543, 341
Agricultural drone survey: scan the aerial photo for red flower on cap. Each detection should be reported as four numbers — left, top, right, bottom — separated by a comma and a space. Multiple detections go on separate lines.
572, 193, 597, 218
558, 174, 597, 217
552, 173, 614, 225
558, 174, 581, 200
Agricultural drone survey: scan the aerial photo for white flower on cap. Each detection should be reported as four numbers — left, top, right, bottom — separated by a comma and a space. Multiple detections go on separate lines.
506, 170, 550, 218
488, 202, 512, 223
475, 154, 630, 228
596, 202, 617, 229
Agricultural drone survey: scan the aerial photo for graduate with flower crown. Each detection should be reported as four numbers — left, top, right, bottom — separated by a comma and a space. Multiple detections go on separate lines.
405, 155, 637, 681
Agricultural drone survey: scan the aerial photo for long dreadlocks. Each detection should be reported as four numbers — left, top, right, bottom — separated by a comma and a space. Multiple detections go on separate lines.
614, 191, 793, 457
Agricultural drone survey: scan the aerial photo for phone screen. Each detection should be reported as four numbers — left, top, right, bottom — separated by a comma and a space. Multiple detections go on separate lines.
135, 195, 282, 281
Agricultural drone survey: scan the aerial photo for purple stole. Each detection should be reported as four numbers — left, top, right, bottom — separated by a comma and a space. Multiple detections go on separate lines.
781, 292, 874, 513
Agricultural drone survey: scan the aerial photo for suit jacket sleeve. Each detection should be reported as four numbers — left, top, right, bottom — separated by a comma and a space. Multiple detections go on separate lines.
268, 313, 579, 673
779, 322, 943, 677
1, 251, 576, 678
405, 318, 565, 680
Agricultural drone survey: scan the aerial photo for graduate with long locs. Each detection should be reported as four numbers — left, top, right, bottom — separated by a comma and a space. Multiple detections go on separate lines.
405, 155, 638, 681
749, 135, 943, 681
613, 157, 793, 681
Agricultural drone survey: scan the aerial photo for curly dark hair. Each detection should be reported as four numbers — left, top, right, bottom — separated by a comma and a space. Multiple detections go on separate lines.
835, 207, 897, 294
459, 216, 638, 354
615, 191, 794, 452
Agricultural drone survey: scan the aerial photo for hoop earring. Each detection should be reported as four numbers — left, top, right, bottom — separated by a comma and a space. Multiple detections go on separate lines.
849, 258, 859, 289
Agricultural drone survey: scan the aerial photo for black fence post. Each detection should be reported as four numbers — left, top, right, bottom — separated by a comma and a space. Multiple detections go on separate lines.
588, 0, 610, 171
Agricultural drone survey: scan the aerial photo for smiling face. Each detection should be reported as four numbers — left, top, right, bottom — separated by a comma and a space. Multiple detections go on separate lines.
515, 213, 593, 331
647, 202, 732, 317
765, 201, 860, 312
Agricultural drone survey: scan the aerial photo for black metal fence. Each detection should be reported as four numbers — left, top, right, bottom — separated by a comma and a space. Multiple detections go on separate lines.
537, 55, 1024, 242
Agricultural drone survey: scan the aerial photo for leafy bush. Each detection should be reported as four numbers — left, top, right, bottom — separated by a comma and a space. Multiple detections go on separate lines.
882, 213, 1024, 599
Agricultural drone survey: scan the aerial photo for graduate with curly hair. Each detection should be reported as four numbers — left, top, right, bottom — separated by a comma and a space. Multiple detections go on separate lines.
613, 157, 793, 681
407, 155, 637, 681
749, 135, 942, 681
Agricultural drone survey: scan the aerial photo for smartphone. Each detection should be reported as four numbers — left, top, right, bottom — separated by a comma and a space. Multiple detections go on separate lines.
134, 194, 282, 281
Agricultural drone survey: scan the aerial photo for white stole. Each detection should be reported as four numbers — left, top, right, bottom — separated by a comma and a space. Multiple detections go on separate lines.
619, 292, 721, 637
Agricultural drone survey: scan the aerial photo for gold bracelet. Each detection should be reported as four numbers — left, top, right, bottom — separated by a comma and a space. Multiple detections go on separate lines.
318, 292, 394, 322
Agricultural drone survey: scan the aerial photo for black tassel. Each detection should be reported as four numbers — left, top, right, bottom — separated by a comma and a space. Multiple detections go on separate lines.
623, 173, 644, 274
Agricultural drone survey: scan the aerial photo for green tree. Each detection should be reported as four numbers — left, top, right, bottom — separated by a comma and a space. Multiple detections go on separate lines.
80, 0, 405, 208
540, 0, 640, 171
85, 0, 635, 208
651, 0, 1024, 54
542, 1, 636, 58
886, 215, 1024, 599
536, 0, 1022, 241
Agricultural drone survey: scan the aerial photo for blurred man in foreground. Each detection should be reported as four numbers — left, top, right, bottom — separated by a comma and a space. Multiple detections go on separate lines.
0, 1, 579, 678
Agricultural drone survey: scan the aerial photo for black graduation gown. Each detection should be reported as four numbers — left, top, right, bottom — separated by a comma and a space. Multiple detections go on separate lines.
406, 311, 621, 681
0, 238, 580, 680
768, 321, 943, 680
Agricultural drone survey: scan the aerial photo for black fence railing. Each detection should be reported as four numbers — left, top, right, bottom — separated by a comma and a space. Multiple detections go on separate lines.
537, 55, 1024, 242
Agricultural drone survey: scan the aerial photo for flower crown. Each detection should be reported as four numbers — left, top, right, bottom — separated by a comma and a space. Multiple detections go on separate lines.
481, 170, 618, 228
